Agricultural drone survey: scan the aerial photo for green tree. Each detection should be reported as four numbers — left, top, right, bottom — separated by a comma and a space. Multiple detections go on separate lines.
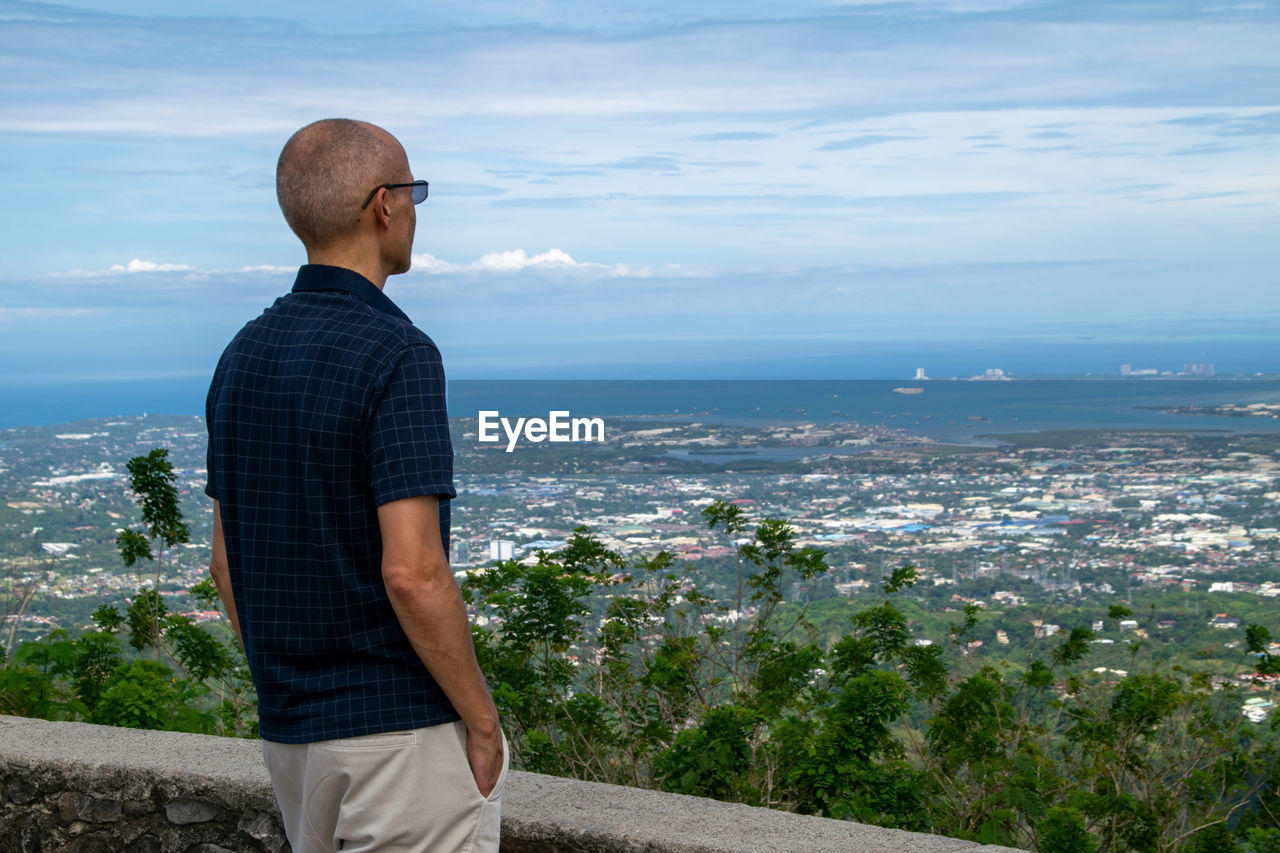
117, 448, 190, 654
1061, 669, 1264, 853
1, 448, 253, 738
462, 501, 1279, 851
464, 502, 932, 827
90, 659, 213, 732
1040, 807, 1096, 853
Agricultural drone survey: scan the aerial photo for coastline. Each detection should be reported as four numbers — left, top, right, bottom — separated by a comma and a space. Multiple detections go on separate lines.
3, 377, 1280, 440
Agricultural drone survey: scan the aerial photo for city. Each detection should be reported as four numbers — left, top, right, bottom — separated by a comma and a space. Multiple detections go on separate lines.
2, 410, 1277, 724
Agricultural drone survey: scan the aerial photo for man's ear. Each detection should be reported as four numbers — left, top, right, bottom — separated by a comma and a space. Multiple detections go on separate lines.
370, 189, 393, 228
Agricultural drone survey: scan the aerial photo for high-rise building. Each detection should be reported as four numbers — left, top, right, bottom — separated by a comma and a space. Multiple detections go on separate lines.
489, 539, 515, 562
1121, 364, 1158, 376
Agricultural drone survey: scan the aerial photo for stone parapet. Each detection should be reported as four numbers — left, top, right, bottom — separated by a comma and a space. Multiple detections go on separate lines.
0, 715, 284, 852
0, 715, 1024, 852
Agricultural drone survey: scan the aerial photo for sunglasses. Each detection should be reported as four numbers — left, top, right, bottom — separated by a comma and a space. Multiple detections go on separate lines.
361, 180, 429, 210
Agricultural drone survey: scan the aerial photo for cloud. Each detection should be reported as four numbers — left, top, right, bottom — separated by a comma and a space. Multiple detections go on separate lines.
597, 156, 682, 172
1214, 111, 1280, 136
409, 249, 695, 279
36, 253, 692, 286
230, 264, 295, 274
492, 189, 1045, 213
1169, 143, 1242, 157
816, 135, 915, 151
45, 260, 191, 278
692, 131, 778, 142
1201, 2, 1267, 11
474, 248, 578, 271
107, 259, 192, 274
0, 306, 98, 321
411, 248, 580, 274
490, 197, 596, 209
1, 1, 1277, 357
1162, 110, 1280, 136
46, 260, 295, 280
435, 182, 508, 197
2, 9, 1279, 147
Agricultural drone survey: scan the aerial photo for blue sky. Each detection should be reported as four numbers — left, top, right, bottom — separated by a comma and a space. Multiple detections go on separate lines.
0, 0, 1277, 381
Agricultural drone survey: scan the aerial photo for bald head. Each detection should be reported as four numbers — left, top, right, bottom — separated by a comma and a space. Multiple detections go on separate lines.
276, 119, 407, 248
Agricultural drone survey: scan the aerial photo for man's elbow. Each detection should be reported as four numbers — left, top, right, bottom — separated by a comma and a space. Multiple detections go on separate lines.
209, 556, 231, 587
383, 555, 455, 604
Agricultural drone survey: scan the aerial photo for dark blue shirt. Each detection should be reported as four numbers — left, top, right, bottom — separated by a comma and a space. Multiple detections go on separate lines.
205, 264, 459, 743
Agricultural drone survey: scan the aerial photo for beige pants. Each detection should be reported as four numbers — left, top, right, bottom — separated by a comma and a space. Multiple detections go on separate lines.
262, 722, 508, 853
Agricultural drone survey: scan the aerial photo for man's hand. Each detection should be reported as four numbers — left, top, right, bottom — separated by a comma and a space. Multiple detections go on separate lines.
467, 725, 505, 798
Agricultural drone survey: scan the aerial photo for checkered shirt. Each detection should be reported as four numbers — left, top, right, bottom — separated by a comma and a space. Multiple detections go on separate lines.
205, 264, 459, 743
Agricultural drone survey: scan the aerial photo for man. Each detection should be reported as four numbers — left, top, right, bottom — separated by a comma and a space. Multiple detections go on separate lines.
205, 118, 504, 853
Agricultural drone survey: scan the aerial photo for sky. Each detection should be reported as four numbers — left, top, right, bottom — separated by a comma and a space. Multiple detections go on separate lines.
0, 0, 1277, 382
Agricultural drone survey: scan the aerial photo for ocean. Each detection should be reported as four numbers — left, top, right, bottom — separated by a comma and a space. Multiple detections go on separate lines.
2, 376, 1279, 444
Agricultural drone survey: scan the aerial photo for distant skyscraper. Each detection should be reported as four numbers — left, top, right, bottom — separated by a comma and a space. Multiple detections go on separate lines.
914, 367, 928, 380
489, 539, 515, 562
1121, 363, 1158, 376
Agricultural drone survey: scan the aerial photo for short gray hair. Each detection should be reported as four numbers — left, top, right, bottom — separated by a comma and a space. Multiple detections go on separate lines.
276, 119, 403, 247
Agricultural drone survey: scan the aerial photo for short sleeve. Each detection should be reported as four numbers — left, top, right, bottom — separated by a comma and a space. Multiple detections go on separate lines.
204, 445, 219, 499
204, 364, 222, 501
367, 343, 456, 507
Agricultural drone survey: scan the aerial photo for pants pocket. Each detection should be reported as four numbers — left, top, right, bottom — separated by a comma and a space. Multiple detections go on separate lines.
455, 723, 509, 802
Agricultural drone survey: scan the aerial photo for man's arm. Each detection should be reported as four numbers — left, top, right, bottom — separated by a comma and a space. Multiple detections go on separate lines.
378, 494, 504, 796
208, 500, 243, 646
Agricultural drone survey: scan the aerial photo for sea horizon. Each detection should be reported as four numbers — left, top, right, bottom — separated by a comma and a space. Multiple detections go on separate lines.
4, 375, 1279, 444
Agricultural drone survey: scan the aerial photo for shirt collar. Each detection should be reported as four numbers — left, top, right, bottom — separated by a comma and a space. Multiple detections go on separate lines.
290, 264, 412, 323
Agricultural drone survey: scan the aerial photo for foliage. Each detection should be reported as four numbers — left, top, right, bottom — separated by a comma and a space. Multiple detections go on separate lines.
116, 448, 190, 654
91, 659, 211, 732
0, 446, 253, 738
4, 480, 1277, 851
0, 599, 253, 737
1040, 807, 1096, 853
461, 500, 1280, 852
118, 448, 190, 561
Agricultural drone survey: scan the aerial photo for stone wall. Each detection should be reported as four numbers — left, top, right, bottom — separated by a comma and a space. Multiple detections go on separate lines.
0, 716, 285, 852
0, 715, 1025, 853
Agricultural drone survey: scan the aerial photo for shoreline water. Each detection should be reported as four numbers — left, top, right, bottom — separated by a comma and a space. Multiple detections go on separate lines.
3, 377, 1280, 443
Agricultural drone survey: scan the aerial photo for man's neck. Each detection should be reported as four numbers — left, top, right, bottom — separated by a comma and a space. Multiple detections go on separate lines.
305, 244, 389, 290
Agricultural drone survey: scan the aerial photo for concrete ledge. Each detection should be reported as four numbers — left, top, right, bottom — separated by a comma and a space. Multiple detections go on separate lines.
500, 772, 1024, 853
0, 715, 285, 852
0, 715, 1024, 852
